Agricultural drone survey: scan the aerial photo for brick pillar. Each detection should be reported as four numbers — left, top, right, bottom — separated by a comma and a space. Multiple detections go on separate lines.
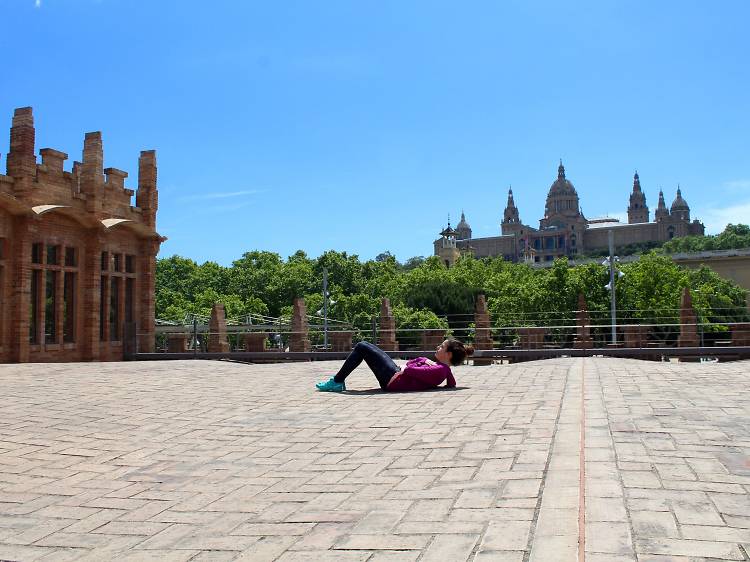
573, 293, 593, 349
378, 298, 398, 351
623, 325, 649, 348
420, 329, 446, 351
9, 217, 32, 362
7, 107, 36, 198
677, 287, 699, 348
55, 261, 65, 345
517, 327, 546, 362
81, 232, 103, 361
242, 332, 267, 352
80, 132, 104, 214
136, 150, 158, 229
473, 294, 493, 365
208, 303, 230, 352
731, 323, 750, 346
167, 333, 189, 353
330, 331, 354, 352
289, 298, 311, 352
137, 238, 159, 353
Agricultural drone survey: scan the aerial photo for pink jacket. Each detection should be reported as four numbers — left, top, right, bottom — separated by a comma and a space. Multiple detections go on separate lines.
386, 357, 456, 392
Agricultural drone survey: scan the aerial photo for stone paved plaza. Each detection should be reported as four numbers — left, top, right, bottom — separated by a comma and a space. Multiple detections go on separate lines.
1, 358, 750, 561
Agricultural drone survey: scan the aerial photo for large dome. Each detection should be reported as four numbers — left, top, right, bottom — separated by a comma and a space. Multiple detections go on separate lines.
547, 161, 579, 197
543, 161, 582, 221
671, 187, 689, 212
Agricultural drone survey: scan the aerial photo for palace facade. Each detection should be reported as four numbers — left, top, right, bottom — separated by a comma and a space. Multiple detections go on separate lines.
435, 162, 705, 266
0, 107, 163, 362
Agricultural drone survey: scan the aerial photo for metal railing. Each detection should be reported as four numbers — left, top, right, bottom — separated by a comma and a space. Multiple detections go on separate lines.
130, 312, 750, 363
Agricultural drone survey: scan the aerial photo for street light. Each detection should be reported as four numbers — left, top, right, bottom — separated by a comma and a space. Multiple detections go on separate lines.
322, 268, 329, 350
604, 229, 625, 345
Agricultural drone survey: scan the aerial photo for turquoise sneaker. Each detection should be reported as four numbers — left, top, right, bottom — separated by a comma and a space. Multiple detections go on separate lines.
316, 377, 345, 392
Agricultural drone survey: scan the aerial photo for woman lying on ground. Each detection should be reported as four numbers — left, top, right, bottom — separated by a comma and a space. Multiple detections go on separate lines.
315, 339, 473, 393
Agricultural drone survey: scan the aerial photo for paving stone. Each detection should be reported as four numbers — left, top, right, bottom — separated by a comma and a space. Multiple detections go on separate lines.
1, 358, 749, 561
334, 533, 430, 550
586, 496, 628, 522
630, 510, 679, 538
480, 520, 532, 551
473, 552, 524, 562
420, 533, 479, 561
585, 521, 633, 555
528, 534, 578, 562
635, 537, 745, 560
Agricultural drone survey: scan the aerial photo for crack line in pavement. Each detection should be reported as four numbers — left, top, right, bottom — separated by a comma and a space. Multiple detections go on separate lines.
578, 358, 586, 562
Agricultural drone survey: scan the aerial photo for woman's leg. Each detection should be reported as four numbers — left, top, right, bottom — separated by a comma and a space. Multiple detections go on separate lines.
333, 341, 399, 389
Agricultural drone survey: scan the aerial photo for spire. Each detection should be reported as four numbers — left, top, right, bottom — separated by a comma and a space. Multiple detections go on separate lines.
503, 185, 520, 225
456, 209, 472, 240
558, 159, 565, 179
655, 188, 669, 221
658, 189, 666, 207
628, 170, 648, 223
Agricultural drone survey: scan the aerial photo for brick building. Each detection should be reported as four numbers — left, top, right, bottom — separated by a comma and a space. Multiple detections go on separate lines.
0, 107, 163, 362
436, 162, 705, 266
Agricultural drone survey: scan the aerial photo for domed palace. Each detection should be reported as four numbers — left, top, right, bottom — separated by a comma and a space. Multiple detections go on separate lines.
435, 162, 705, 266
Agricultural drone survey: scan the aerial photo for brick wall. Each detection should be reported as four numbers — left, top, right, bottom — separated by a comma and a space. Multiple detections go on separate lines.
0, 107, 163, 363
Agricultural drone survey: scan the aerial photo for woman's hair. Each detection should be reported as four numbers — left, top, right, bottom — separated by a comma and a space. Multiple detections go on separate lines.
445, 339, 474, 366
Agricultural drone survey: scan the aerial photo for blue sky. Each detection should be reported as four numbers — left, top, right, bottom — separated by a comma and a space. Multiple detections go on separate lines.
2, 1, 749, 264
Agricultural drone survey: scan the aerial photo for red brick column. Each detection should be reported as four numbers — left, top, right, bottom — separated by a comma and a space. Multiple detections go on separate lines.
731, 323, 750, 346
330, 331, 353, 352
81, 232, 103, 361
516, 327, 546, 362
137, 238, 159, 353
290, 298, 311, 352
420, 329, 446, 351
167, 333, 189, 353
7, 107, 36, 199
573, 293, 593, 349
9, 217, 32, 362
473, 294, 493, 365
378, 298, 398, 351
677, 287, 699, 348
242, 332, 267, 352
677, 287, 700, 362
208, 303, 230, 352
623, 325, 650, 348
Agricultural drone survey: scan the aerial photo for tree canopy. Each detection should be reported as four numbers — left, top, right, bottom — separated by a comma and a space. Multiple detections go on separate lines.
157, 246, 748, 348
660, 224, 750, 254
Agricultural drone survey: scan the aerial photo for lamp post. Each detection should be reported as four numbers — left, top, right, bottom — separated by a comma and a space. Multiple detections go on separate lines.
322, 268, 329, 350
608, 230, 617, 344
603, 229, 624, 345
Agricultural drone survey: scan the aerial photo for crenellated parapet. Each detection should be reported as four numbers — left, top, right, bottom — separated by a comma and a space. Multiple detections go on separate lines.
0, 106, 164, 363
1, 106, 161, 235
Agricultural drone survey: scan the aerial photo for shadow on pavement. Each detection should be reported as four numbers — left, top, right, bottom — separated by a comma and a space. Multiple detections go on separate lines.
343, 386, 470, 395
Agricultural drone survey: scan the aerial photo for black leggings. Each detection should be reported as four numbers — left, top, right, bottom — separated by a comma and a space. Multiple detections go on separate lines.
333, 341, 399, 389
